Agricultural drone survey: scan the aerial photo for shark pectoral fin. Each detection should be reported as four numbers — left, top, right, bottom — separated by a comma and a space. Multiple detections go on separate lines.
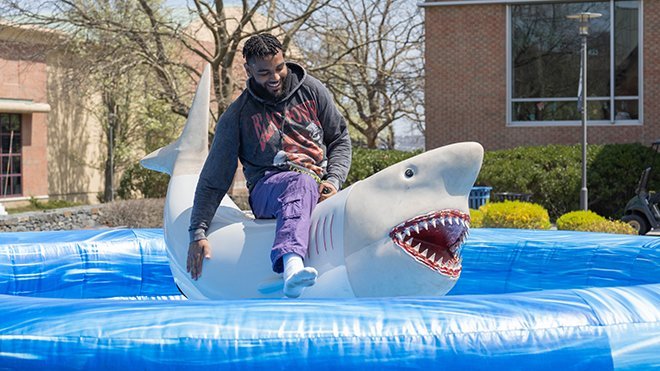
257, 277, 284, 295
140, 143, 176, 176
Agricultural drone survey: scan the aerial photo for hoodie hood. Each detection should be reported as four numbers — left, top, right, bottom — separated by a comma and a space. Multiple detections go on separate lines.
247, 62, 307, 105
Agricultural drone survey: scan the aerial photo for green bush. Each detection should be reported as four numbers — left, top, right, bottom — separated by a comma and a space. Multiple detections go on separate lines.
556, 210, 637, 234
116, 97, 182, 200
589, 220, 638, 235
345, 147, 420, 186
556, 210, 605, 230
479, 200, 552, 230
477, 143, 658, 219
117, 162, 170, 200
469, 209, 483, 228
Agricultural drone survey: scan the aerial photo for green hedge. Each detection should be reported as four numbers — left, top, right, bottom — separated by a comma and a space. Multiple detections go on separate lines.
556, 210, 637, 235
118, 162, 170, 200
124, 143, 657, 222
479, 200, 552, 230
345, 147, 420, 187
477, 143, 658, 219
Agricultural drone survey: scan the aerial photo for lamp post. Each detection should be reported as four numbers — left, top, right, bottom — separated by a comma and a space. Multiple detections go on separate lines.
567, 12, 601, 211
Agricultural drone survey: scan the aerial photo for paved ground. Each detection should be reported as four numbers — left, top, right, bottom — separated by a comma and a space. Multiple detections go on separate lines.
646, 229, 660, 236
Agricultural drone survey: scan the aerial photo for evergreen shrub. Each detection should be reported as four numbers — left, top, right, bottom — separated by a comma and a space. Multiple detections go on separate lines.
477, 143, 658, 219
345, 147, 420, 186
469, 209, 483, 228
118, 163, 170, 199
556, 210, 605, 230
556, 210, 637, 235
479, 200, 551, 230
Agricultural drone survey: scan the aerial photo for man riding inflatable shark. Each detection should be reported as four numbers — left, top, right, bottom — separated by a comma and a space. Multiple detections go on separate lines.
142, 34, 484, 300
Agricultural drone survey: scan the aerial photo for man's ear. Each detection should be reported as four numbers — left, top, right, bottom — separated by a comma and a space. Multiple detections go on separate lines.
244, 63, 251, 78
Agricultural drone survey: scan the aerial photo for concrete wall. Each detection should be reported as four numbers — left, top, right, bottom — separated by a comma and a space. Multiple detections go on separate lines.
46, 60, 105, 204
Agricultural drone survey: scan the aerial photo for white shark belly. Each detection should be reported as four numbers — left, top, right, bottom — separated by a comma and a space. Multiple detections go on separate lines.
164, 174, 356, 299
303, 186, 355, 298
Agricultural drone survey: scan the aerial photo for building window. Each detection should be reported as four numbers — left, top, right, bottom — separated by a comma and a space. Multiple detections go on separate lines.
508, 1, 640, 125
0, 113, 22, 197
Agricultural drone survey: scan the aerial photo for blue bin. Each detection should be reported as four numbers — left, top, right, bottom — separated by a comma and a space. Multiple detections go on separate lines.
469, 186, 492, 209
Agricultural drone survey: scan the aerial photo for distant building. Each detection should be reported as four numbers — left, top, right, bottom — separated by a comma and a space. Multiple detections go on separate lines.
0, 23, 55, 205
0, 8, 266, 208
421, 0, 657, 151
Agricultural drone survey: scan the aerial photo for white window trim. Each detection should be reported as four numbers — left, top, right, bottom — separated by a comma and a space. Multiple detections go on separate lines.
506, 0, 644, 127
0, 99, 50, 113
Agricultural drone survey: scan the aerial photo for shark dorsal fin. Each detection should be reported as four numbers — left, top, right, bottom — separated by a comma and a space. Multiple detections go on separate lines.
141, 64, 211, 176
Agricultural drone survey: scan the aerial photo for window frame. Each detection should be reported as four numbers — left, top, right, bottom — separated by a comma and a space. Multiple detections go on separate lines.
0, 112, 23, 198
506, 0, 644, 127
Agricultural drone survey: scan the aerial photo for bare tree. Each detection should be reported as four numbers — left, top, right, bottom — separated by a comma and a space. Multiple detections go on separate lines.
1, 0, 328, 200
1, 0, 328, 119
179, 0, 328, 117
295, 0, 425, 149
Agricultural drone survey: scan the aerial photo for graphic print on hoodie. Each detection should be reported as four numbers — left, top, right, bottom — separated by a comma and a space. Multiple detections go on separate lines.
250, 98, 327, 180
240, 61, 349, 186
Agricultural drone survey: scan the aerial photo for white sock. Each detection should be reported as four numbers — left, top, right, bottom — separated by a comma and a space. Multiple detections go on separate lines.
282, 253, 317, 298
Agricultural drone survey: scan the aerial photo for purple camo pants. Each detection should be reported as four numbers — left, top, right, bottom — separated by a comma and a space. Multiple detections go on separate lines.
249, 171, 319, 273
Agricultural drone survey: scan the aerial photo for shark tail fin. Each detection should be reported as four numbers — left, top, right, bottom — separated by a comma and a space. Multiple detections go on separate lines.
140, 64, 212, 176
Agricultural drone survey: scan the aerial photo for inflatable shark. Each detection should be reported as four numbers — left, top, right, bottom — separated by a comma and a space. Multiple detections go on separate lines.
141, 65, 484, 299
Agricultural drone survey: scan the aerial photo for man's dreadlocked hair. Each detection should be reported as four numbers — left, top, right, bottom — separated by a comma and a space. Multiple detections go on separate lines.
242, 33, 283, 64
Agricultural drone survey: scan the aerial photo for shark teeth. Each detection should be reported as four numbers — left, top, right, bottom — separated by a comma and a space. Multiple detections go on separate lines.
389, 209, 471, 278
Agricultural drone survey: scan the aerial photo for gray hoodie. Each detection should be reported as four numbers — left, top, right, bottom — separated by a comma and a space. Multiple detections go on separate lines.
189, 62, 352, 241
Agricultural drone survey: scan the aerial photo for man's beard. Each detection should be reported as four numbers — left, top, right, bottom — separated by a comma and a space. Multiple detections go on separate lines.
250, 74, 290, 101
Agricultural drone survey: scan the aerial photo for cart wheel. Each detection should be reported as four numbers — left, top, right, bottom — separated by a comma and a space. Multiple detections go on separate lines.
622, 214, 649, 235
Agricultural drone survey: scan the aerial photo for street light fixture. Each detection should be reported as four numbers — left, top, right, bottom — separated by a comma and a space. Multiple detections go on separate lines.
566, 12, 602, 211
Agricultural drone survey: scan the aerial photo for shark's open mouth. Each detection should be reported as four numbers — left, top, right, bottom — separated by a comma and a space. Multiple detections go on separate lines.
389, 210, 469, 278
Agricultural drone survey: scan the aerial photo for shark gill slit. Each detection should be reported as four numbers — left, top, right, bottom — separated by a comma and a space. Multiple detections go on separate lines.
329, 213, 335, 250
322, 216, 328, 252
314, 218, 321, 255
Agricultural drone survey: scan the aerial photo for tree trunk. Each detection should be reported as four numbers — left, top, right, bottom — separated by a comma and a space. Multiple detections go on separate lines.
103, 90, 116, 203
104, 125, 114, 203
366, 133, 378, 149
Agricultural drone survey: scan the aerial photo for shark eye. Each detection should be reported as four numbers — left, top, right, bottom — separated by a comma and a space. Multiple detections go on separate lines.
404, 168, 415, 178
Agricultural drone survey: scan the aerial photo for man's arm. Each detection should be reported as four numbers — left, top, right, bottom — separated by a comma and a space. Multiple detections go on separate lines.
187, 112, 240, 279
313, 80, 352, 191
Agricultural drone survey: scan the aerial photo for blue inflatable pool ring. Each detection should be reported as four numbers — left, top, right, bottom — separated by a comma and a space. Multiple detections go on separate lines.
0, 228, 658, 370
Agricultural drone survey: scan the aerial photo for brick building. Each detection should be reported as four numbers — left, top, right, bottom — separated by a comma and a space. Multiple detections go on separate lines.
422, 0, 657, 151
0, 9, 266, 209
0, 24, 53, 206
0, 22, 120, 208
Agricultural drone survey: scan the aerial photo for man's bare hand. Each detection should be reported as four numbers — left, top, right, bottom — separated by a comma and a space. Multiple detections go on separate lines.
318, 182, 337, 202
187, 239, 212, 280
